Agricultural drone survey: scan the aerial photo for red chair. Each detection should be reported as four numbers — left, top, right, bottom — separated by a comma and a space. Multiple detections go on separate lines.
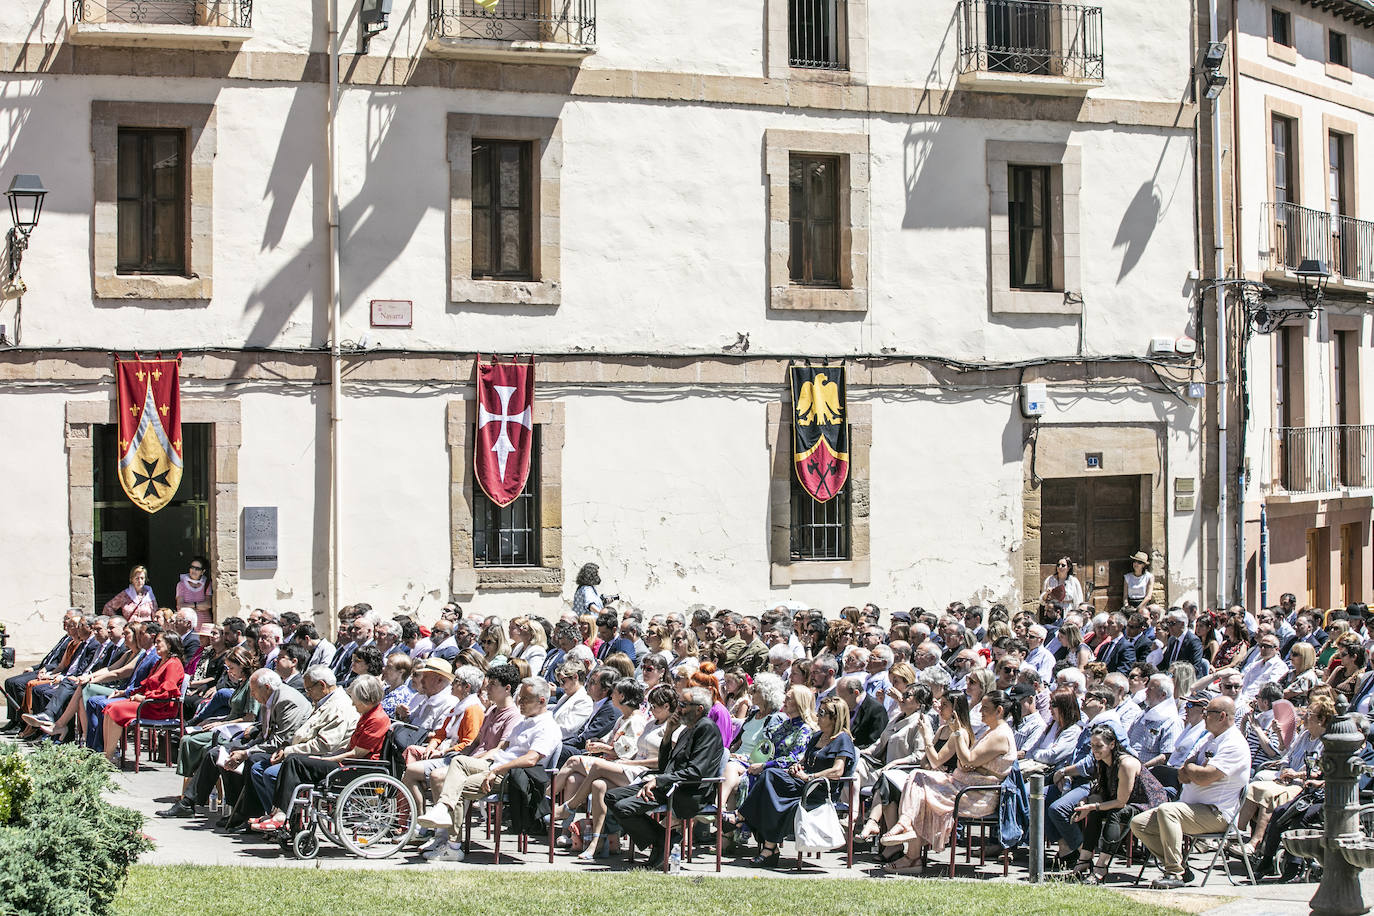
120, 674, 190, 773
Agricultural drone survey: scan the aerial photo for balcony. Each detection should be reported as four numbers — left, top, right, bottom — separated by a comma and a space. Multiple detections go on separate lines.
69, 0, 253, 47
1263, 201, 1374, 290
426, 0, 595, 63
955, 0, 1104, 95
1275, 425, 1374, 496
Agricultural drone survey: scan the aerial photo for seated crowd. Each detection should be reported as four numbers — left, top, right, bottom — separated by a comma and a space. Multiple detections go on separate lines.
6, 563, 1373, 885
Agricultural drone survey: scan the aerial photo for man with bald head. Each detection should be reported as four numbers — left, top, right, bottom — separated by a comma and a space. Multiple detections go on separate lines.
1129, 695, 1251, 888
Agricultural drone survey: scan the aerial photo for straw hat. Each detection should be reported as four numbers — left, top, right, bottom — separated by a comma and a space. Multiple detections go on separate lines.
1129, 551, 1150, 566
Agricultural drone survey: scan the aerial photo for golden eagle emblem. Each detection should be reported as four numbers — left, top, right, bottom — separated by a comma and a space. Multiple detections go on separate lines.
795, 372, 844, 426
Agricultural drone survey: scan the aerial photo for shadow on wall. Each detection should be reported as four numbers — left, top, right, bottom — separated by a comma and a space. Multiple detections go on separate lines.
902, 11, 972, 231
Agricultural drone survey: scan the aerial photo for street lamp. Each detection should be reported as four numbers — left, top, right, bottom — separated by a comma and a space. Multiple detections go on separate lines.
4, 173, 48, 292
1294, 258, 1330, 308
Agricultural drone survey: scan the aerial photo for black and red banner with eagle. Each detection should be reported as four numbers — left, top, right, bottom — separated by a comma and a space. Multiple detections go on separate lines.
790, 365, 849, 503
474, 359, 535, 508
115, 355, 183, 514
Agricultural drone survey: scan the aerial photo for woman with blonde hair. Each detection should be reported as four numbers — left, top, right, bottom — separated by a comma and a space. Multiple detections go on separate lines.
479, 622, 510, 666
102, 564, 157, 622
1170, 661, 1197, 712
1053, 621, 1092, 670
1284, 642, 1320, 701
508, 616, 547, 674
738, 694, 856, 867
1317, 619, 1351, 668
578, 613, 602, 656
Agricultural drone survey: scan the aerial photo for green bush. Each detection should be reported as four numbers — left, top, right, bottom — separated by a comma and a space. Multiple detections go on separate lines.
0, 743, 152, 916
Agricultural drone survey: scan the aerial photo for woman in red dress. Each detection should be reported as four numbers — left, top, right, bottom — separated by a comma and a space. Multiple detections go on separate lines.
101, 631, 186, 765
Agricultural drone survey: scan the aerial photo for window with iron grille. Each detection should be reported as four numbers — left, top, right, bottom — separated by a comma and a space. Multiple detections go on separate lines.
472, 139, 533, 280
789, 154, 840, 287
789, 0, 847, 69
117, 128, 186, 274
474, 427, 540, 567
1008, 164, 1053, 290
790, 474, 850, 560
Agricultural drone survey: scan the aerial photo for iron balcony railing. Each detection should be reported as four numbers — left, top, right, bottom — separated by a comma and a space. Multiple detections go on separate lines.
73, 0, 252, 27
790, 0, 848, 70
428, 0, 595, 45
1263, 201, 1374, 285
956, 0, 1104, 81
1276, 425, 1374, 494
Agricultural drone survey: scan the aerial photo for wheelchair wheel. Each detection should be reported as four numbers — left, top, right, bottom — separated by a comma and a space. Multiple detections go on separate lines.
333, 773, 416, 859
292, 829, 319, 860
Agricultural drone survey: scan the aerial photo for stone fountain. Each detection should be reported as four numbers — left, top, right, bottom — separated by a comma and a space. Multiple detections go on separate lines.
1281, 714, 1372, 916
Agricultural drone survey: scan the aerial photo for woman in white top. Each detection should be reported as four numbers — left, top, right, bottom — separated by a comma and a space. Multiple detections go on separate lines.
1123, 552, 1154, 609
550, 663, 595, 738
508, 615, 548, 674
854, 683, 930, 791
553, 681, 674, 860
668, 630, 700, 673
1041, 557, 1085, 614
1022, 691, 1084, 769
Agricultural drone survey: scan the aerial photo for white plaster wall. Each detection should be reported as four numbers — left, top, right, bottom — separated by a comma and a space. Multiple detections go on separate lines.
1237, 0, 1374, 98
234, 387, 327, 615
334, 389, 452, 617
0, 391, 99, 657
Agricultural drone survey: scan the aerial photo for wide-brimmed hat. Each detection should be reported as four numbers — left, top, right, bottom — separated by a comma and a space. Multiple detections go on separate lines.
195, 622, 216, 638
415, 657, 454, 681
1130, 551, 1150, 566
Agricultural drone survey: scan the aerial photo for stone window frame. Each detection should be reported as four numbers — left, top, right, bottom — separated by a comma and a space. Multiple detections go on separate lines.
1268, 2, 1298, 65
447, 113, 562, 308
1326, 27, 1352, 82
764, 128, 869, 313
765, 0, 869, 84
986, 140, 1081, 316
92, 101, 215, 301
66, 398, 240, 616
1322, 113, 1358, 221
1265, 96, 1305, 209
447, 399, 564, 595
767, 399, 870, 586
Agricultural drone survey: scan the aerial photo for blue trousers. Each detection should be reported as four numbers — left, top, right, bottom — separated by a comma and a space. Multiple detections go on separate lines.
250, 758, 283, 811
1046, 781, 1092, 849
85, 695, 115, 751
190, 687, 234, 725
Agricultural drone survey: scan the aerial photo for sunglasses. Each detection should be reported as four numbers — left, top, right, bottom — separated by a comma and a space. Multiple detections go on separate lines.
189, 565, 205, 572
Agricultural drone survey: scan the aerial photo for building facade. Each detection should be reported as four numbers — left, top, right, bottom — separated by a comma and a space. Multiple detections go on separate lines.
0, 0, 1206, 655
1229, 0, 1374, 609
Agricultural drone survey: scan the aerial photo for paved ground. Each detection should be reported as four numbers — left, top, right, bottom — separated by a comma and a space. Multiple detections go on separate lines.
5, 731, 1364, 913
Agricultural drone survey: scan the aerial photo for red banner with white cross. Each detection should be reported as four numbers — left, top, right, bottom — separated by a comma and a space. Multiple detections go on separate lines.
474, 359, 534, 507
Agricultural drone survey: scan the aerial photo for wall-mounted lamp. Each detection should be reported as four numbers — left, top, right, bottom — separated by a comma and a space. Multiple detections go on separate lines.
1294, 258, 1330, 309
359, 0, 392, 53
4, 173, 47, 298
1200, 41, 1228, 101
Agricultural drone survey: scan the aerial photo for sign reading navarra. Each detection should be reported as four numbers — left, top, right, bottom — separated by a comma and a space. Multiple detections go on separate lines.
115, 356, 183, 514
790, 365, 849, 503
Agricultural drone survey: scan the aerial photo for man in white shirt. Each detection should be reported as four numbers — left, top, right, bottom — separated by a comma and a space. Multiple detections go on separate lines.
1128, 675, 1184, 767
1024, 625, 1056, 683
1131, 696, 1251, 888
1105, 673, 1143, 733
1239, 634, 1289, 702
397, 658, 460, 732
418, 677, 563, 860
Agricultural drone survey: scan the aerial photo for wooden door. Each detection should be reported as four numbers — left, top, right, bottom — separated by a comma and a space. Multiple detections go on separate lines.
1040, 475, 1144, 612
1342, 523, 1362, 605
1307, 529, 1320, 608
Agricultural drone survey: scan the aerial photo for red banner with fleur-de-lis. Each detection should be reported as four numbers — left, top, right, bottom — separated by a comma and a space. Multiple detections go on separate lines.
115, 356, 183, 514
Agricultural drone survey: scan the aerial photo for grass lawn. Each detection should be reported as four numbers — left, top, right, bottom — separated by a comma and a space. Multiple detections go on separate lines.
116, 865, 1185, 916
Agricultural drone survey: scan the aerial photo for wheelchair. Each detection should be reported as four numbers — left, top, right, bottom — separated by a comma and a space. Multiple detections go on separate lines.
275, 731, 417, 860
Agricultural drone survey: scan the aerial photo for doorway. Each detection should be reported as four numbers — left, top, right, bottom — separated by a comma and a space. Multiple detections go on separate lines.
1342, 523, 1362, 606
93, 423, 211, 616
1039, 475, 1144, 612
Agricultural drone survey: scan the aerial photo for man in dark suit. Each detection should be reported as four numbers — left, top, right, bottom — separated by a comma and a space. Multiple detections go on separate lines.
275, 644, 310, 692
607, 686, 724, 869
552, 666, 621, 767
540, 621, 579, 684
1281, 610, 1323, 660
594, 612, 636, 663
3, 614, 79, 729
1157, 611, 1204, 676
1098, 613, 1137, 675
1125, 612, 1155, 668
23, 617, 131, 735
838, 675, 888, 748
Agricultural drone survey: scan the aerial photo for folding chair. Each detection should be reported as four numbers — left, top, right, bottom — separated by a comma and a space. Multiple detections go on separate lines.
1132, 785, 1256, 887
122, 674, 190, 773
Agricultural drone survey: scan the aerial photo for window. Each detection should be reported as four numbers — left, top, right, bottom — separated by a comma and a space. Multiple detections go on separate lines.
986, 141, 1079, 315
1329, 133, 1349, 216
446, 113, 561, 307
1008, 165, 1053, 290
1334, 331, 1349, 428
116, 128, 186, 275
789, 154, 840, 287
1329, 29, 1348, 67
1271, 8, 1291, 46
1272, 116, 1295, 205
789, 475, 850, 560
789, 0, 847, 70
985, 0, 1053, 75
471, 139, 532, 280
764, 129, 869, 312
473, 428, 540, 567
1272, 114, 1298, 268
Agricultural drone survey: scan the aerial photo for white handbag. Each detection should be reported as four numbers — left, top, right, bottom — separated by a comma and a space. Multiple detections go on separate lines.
793, 778, 846, 853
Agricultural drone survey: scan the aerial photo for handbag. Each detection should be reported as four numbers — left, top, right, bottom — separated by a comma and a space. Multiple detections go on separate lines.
794, 778, 846, 853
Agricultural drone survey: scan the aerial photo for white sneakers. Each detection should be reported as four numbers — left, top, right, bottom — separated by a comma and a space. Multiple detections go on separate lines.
419, 829, 450, 854
422, 842, 466, 862
417, 803, 453, 831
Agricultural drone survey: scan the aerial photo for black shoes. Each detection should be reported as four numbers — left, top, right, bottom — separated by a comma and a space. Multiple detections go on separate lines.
157, 800, 195, 818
